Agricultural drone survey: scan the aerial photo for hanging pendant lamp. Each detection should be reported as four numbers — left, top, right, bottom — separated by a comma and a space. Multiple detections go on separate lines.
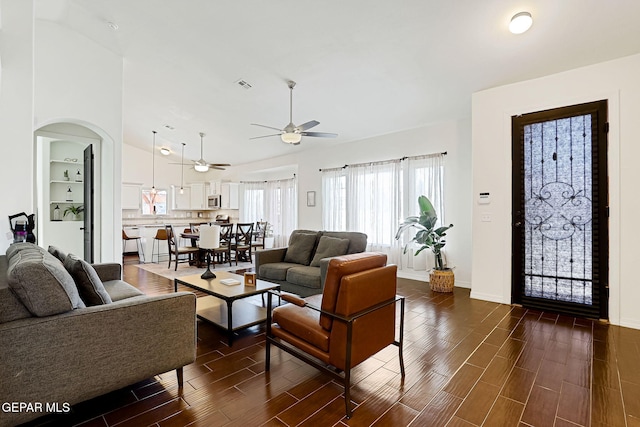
180, 142, 186, 194
151, 130, 157, 194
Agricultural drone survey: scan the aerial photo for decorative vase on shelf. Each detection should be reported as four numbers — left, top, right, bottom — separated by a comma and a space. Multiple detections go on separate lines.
53, 205, 61, 221
66, 187, 73, 202
75, 169, 82, 182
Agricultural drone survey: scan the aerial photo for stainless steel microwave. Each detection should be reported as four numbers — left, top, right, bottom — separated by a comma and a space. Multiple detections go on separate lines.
207, 194, 221, 209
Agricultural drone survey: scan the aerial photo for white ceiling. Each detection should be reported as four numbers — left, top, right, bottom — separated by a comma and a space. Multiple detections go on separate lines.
35, 0, 640, 167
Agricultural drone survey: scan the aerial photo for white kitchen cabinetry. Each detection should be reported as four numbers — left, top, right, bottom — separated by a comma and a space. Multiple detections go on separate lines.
209, 180, 221, 195
190, 182, 208, 210
122, 183, 142, 210
172, 185, 192, 210
221, 182, 239, 209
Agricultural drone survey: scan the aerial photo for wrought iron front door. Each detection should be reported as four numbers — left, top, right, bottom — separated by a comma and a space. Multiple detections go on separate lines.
512, 101, 608, 319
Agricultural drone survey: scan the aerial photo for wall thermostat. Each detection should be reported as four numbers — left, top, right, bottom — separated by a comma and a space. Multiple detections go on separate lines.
478, 192, 491, 204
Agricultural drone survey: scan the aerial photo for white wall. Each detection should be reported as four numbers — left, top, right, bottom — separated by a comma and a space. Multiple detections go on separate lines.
0, 0, 34, 254
222, 119, 473, 286
471, 53, 640, 328
33, 20, 123, 262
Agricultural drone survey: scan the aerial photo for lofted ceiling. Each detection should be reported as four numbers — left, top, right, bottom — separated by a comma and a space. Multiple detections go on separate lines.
35, 0, 640, 167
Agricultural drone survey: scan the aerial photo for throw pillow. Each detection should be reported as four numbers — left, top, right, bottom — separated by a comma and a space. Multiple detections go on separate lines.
283, 233, 318, 266
309, 236, 350, 267
8, 251, 85, 316
48, 245, 68, 263
63, 254, 113, 306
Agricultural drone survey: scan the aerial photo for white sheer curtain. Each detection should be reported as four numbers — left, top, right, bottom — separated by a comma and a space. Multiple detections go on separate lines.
346, 161, 403, 264
264, 178, 297, 247
242, 177, 298, 248
400, 154, 446, 272
321, 168, 346, 230
240, 182, 265, 223
320, 152, 446, 273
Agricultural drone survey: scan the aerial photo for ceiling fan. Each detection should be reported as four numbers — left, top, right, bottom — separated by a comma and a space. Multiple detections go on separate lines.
170, 132, 230, 172
251, 80, 338, 145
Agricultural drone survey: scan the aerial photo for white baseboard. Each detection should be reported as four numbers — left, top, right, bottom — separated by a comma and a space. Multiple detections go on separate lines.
397, 270, 471, 289
619, 318, 640, 330
470, 290, 508, 304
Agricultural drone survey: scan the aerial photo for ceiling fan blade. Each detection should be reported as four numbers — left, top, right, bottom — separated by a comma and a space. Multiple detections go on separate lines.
208, 163, 231, 167
251, 123, 283, 132
210, 166, 226, 170
301, 131, 338, 138
250, 134, 281, 140
296, 120, 320, 131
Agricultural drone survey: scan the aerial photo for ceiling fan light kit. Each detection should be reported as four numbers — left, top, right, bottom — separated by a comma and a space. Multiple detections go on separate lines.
251, 80, 338, 144
281, 132, 302, 144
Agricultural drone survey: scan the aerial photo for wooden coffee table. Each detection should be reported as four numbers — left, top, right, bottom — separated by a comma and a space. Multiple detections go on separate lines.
175, 271, 279, 346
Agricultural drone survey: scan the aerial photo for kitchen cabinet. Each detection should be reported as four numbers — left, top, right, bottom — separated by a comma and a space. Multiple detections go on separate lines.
122, 183, 142, 210
190, 182, 208, 210
209, 180, 221, 195
221, 182, 239, 209
172, 185, 191, 210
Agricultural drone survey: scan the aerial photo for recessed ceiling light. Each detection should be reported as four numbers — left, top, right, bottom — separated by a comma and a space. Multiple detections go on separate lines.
509, 12, 533, 34
107, 21, 119, 31
160, 147, 171, 156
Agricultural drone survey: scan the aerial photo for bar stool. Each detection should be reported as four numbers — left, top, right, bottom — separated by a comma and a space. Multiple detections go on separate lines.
122, 229, 145, 263
151, 228, 169, 263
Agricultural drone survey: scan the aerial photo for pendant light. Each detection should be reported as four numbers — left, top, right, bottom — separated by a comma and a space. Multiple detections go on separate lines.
180, 142, 186, 194
151, 130, 157, 194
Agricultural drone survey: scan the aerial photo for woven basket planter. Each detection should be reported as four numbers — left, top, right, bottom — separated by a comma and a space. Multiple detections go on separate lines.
429, 269, 455, 293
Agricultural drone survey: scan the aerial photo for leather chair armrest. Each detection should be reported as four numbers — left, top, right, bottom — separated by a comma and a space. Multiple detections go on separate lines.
280, 292, 305, 307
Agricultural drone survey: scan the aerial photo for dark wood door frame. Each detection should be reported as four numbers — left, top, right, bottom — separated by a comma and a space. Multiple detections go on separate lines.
511, 100, 609, 319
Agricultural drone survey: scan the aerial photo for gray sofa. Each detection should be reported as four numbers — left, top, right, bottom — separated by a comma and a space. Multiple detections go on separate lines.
0, 243, 197, 427
255, 230, 367, 297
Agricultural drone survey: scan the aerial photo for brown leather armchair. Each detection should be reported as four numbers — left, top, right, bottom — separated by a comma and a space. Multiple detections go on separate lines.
265, 252, 405, 418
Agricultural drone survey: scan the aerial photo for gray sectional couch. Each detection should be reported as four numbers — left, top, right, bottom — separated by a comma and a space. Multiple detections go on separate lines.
255, 230, 367, 297
0, 243, 197, 427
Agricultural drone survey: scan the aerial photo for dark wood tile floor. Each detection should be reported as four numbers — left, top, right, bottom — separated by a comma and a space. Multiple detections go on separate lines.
21, 258, 640, 426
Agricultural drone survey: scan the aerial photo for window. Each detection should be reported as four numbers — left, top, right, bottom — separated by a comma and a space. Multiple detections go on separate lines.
141, 189, 167, 215
321, 153, 445, 267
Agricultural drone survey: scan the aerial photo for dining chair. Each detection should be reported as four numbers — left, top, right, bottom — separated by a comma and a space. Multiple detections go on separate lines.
165, 225, 200, 271
265, 252, 405, 418
212, 223, 233, 267
232, 223, 254, 264
252, 221, 267, 254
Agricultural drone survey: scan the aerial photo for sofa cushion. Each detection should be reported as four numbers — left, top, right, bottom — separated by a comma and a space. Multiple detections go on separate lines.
286, 266, 322, 289
64, 254, 113, 306
48, 245, 68, 263
284, 233, 318, 266
321, 231, 368, 254
7, 250, 85, 317
102, 280, 145, 301
309, 236, 350, 267
259, 262, 300, 281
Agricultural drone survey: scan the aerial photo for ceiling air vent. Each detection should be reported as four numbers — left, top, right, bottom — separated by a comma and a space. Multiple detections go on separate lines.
235, 79, 253, 90
163, 124, 175, 131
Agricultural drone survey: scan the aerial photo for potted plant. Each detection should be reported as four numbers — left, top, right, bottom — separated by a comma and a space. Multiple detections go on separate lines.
395, 195, 454, 292
63, 205, 84, 221
63, 170, 70, 181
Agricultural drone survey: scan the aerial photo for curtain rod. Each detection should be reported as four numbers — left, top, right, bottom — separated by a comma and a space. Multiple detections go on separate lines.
318, 151, 447, 172
240, 174, 296, 184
